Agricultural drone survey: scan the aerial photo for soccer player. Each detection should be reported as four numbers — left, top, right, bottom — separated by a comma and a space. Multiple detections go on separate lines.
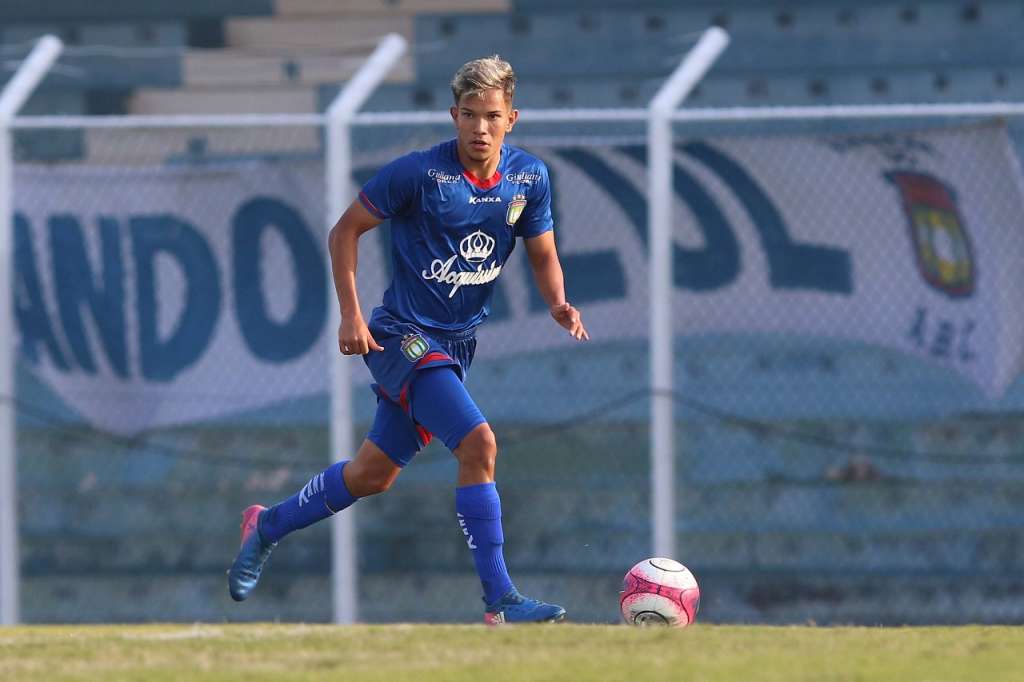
228, 55, 588, 624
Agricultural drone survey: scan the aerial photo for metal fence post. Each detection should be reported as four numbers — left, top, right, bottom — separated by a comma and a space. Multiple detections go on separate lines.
325, 33, 408, 625
647, 27, 729, 560
0, 35, 63, 626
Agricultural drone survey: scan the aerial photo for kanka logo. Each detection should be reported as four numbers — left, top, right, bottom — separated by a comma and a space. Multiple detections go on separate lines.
457, 512, 477, 549
298, 472, 324, 507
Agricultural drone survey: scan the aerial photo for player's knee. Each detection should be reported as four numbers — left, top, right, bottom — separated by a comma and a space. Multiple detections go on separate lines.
345, 453, 399, 497
347, 467, 394, 496
456, 423, 497, 471
363, 471, 395, 496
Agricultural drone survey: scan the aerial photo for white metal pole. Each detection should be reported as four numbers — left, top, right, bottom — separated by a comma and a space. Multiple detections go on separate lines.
647, 27, 729, 560
0, 117, 13, 630
0, 35, 63, 627
12, 101, 1024, 132
325, 33, 407, 625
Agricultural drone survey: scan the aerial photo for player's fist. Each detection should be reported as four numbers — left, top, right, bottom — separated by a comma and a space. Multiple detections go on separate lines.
339, 317, 384, 355
550, 302, 589, 341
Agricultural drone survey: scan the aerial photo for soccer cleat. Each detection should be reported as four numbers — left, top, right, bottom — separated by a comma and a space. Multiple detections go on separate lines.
483, 588, 566, 625
227, 505, 276, 602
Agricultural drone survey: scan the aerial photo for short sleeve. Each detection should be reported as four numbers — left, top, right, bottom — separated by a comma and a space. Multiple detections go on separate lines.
358, 152, 421, 220
515, 163, 554, 239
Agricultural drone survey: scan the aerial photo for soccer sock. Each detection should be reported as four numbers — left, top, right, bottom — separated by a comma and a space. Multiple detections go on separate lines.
259, 460, 358, 544
455, 482, 514, 605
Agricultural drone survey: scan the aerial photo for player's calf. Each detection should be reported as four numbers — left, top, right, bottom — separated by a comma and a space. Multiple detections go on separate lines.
228, 460, 361, 602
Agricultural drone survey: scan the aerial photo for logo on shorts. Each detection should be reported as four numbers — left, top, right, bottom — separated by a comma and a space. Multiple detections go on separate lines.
400, 334, 429, 362
506, 194, 527, 226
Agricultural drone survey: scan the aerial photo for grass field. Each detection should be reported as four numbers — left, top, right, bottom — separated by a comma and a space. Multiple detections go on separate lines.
0, 623, 1019, 681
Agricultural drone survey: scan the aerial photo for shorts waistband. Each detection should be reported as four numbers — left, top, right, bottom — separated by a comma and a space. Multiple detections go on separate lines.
371, 307, 476, 342
425, 324, 477, 342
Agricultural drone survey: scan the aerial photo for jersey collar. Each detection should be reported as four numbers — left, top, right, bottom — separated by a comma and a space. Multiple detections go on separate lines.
462, 168, 502, 190
458, 141, 505, 190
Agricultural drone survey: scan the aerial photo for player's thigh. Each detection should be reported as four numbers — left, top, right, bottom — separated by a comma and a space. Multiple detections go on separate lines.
409, 366, 487, 452
365, 397, 421, 469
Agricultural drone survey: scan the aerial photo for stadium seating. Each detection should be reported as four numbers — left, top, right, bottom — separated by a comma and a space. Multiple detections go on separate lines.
6, 1, 1021, 141
14, 91, 85, 161
0, 1, 274, 22
4, 1, 1020, 114
0, 21, 187, 47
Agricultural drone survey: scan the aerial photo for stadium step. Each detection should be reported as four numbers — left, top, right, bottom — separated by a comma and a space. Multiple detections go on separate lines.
224, 15, 413, 51
80, 126, 322, 164
182, 49, 412, 88
129, 85, 317, 114
274, 0, 508, 17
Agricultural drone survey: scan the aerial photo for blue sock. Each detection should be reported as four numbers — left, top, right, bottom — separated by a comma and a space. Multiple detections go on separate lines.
456, 482, 514, 605
259, 461, 358, 544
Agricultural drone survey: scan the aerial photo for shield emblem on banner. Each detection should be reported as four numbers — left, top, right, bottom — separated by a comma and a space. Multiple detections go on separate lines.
506, 194, 527, 226
886, 171, 976, 298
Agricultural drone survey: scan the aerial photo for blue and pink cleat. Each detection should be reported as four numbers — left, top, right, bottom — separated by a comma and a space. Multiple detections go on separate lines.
227, 505, 276, 602
484, 588, 566, 625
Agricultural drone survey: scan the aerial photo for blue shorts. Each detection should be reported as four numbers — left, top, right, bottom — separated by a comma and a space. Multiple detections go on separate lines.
363, 308, 486, 467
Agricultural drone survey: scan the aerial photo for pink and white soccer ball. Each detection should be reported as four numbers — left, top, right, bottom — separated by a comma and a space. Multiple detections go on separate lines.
620, 557, 700, 627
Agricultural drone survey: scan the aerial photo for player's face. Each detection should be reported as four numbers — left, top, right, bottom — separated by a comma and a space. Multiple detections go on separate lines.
450, 88, 518, 169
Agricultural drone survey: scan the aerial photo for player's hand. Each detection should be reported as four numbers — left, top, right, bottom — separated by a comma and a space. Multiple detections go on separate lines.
339, 317, 384, 355
550, 302, 589, 341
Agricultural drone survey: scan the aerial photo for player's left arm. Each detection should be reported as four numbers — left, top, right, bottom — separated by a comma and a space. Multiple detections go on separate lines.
524, 231, 589, 341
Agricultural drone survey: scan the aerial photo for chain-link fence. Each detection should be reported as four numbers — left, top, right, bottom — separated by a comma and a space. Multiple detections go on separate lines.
661, 114, 1024, 625
12, 122, 338, 622
351, 113, 1024, 624
8, 109, 1024, 625
9, 114, 657, 624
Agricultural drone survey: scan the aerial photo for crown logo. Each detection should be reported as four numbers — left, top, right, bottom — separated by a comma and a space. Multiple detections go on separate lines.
459, 230, 495, 263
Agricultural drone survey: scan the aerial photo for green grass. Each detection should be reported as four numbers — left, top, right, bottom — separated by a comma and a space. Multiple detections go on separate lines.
1, 623, 1019, 681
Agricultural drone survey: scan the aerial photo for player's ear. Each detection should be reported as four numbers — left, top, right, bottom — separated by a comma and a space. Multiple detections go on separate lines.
507, 108, 519, 132
450, 105, 459, 125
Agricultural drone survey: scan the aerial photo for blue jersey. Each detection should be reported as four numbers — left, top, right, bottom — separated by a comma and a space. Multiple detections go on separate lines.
358, 139, 553, 333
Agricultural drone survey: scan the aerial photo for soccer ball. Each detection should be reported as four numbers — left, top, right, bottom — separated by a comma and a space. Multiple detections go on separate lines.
619, 557, 700, 627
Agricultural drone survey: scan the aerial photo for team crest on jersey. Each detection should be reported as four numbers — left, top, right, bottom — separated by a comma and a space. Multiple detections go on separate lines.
886, 171, 976, 298
400, 334, 430, 362
506, 194, 527, 226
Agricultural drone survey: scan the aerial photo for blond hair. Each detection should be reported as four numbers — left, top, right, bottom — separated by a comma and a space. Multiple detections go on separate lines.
450, 55, 516, 104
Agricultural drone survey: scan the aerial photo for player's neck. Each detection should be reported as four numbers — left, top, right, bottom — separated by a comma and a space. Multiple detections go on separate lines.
456, 145, 502, 185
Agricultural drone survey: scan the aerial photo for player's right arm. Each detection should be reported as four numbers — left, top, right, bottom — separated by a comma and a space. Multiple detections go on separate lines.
328, 200, 385, 355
